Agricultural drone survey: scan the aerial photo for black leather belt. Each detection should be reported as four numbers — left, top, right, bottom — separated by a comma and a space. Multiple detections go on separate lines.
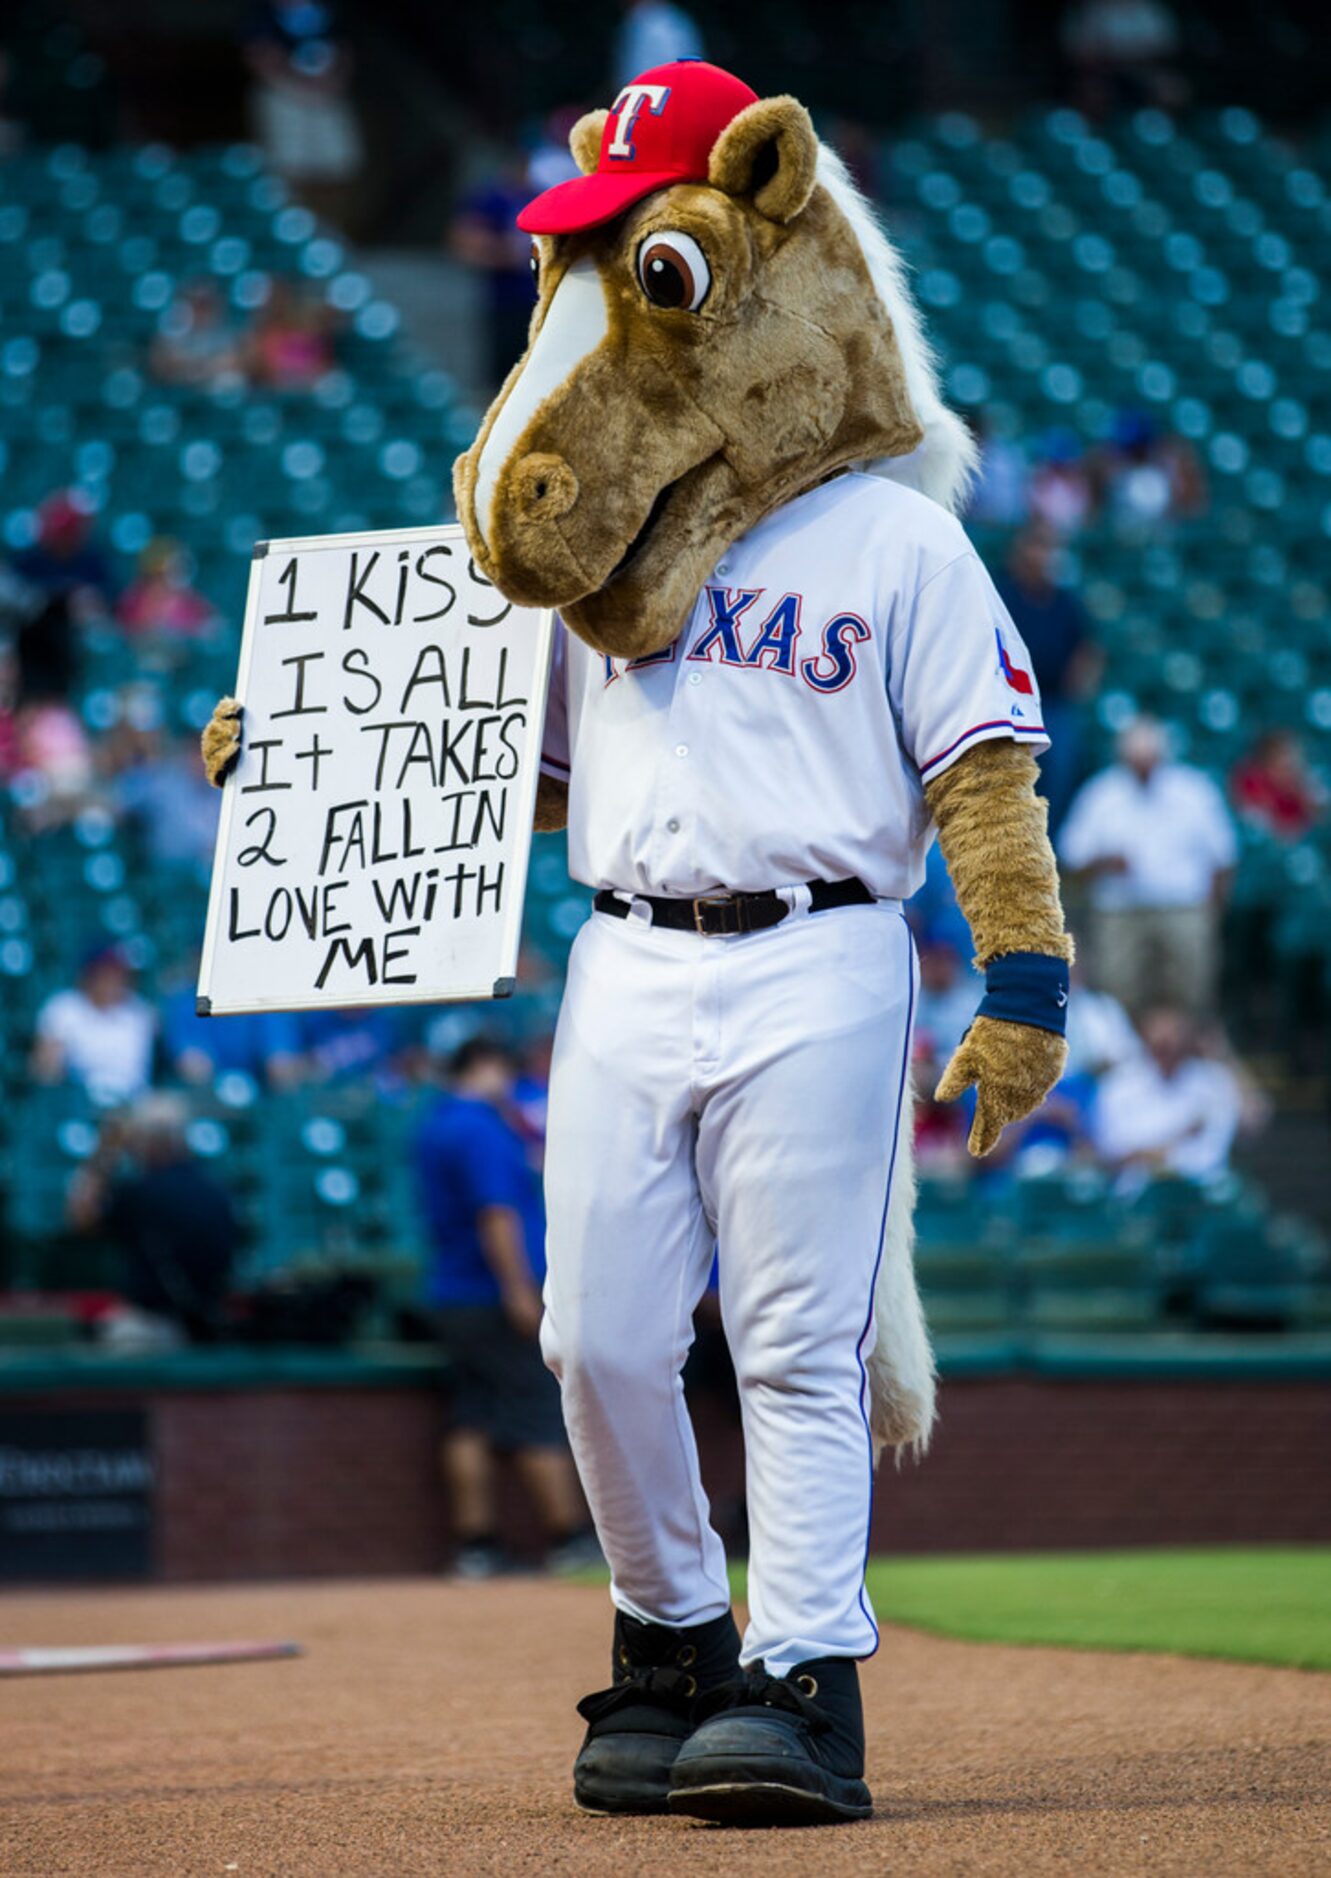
593, 877, 875, 937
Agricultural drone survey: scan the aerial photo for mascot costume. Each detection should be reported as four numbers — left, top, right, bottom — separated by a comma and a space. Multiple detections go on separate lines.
204, 59, 1072, 1828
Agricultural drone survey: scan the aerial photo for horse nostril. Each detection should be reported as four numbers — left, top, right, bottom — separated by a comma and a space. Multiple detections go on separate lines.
513, 453, 577, 525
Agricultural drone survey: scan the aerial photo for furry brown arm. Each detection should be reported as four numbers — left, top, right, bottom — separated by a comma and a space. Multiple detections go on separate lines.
924, 740, 1072, 967
923, 739, 1072, 1156
534, 773, 569, 832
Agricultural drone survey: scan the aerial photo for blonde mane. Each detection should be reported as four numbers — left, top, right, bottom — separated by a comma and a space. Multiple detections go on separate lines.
815, 143, 976, 516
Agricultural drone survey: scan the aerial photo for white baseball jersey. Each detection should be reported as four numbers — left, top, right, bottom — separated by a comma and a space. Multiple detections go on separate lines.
539, 470, 1048, 901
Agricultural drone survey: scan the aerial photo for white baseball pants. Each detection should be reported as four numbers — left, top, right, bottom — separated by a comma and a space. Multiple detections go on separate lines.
541, 898, 917, 1675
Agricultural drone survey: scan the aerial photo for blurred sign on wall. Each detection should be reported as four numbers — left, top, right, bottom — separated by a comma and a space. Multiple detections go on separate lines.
0, 1410, 154, 1580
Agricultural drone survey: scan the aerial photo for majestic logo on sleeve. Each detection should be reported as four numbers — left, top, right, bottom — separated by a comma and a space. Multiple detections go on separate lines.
607, 84, 672, 159
996, 626, 1034, 696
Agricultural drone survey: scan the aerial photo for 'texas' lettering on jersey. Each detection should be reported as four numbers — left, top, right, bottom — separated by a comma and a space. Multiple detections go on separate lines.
602, 588, 871, 695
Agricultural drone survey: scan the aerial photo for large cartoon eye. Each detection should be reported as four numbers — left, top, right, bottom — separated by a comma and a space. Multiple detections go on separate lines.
637, 231, 710, 311
529, 241, 540, 286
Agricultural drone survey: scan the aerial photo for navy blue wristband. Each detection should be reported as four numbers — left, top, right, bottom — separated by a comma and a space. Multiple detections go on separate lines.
977, 950, 1070, 1037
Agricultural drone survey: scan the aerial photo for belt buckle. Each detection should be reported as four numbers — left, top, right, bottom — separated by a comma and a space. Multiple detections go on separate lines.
693, 894, 738, 936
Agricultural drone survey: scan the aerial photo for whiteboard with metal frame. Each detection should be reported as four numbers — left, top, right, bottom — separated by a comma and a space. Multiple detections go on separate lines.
198, 523, 553, 1016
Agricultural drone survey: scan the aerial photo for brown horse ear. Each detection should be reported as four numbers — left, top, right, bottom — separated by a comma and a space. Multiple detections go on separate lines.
707, 96, 818, 224
569, 109, 608, 177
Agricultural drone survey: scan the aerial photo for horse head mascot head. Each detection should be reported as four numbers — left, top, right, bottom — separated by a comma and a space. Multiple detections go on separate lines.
455, 59, 975, 664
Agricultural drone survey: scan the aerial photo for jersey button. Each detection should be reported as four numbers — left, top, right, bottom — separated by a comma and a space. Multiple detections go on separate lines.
666, 818, 681, 833
674, 743, 689, 758
716, 562, 729, 575
688, 671, 702, 686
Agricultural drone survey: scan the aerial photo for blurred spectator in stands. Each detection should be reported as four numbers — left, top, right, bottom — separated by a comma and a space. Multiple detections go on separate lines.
1092, 1004, 1241, 1185
527, 107, 582, 195
15, 490, 116, 634
1197, 1014, 1272, 1141
448, 157, 535, 393
912, 1037, 970, 1175
916, 939, 980, 1062
149, 282, 246, 390
9, 684, 95, 824
296, 1005, 401, 1083
17, 490, 113, 600
31, 945, 157, 1104
1098, 410, 1207, 530
162, 956, 303, 1089
983, 958, 1144, 1175
1028, 429, 1094, 535
13, 590, 79, 702
117, 539, 218, 645
0, 549, 40, 644
244, 0, 364, 228
613, 0, 703, 86
1063, 957, 1142, 1079
985, 1071, 1097, 1177
1061, 0, 1184, 114
511, 1032, 553, 1171
246, 278, 338, 391
908, 842, 974, 960
67, 1094, 238, 1344
417, 1037, 596, 1576
106, 723, 219, 878
967, 411, 1030, 529
1060, 717, 1237, 1014
997, 522, 1101, 831
10, 494, 113, 736
1231, 730, 1326, 843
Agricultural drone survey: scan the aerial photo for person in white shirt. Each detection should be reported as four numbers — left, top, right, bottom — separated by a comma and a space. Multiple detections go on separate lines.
1093, 1003, 1241, 1184
31, 947, 157, 1104
1058, 716, 1236, 1013
612, 1, 704, 88
1064, 962, 1142, 1079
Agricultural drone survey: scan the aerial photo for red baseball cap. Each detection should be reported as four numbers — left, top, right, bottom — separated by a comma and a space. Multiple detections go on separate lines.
517, 60, 759, 236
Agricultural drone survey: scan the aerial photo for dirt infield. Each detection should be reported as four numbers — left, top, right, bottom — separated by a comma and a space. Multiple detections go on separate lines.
2, 1578, 1328, 1877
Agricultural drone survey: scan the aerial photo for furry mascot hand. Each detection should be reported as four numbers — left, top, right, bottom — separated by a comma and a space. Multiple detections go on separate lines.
934, 1016, 1067, 1157
201, 696, 243, 787
924, 739, 1073, 1158
534, 773, 570, 832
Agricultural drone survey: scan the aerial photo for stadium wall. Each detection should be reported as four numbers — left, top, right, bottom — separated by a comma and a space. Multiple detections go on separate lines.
1, 1361, 1329, 1581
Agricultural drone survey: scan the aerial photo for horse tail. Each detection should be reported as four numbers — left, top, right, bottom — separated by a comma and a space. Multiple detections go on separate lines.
866, 1070, 937, 1464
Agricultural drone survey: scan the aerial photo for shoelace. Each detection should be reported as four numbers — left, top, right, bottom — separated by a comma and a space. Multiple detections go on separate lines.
576, 1663, 699, 1725
694, 1668, 833, 1733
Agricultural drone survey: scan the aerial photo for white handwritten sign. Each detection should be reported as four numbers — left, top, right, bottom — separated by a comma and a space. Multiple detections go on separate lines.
198, 524, 553, 1015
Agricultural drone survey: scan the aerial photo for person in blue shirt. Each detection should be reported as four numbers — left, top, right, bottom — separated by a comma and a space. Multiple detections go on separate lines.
416, 1035, 596, 1577
164, 988, 303, 1088
996, 523, 1101, 835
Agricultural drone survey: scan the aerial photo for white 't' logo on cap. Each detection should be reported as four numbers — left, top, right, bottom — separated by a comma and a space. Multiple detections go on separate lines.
607, 83, 671, 160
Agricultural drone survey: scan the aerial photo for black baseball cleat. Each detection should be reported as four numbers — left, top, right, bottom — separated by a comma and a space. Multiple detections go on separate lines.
667, 1656, 872, 1826
572, 1609, 741, 1815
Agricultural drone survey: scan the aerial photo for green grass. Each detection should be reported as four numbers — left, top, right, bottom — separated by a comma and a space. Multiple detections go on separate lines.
576, 1547, 1331, 1671
855, 1547, 1331, 1672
